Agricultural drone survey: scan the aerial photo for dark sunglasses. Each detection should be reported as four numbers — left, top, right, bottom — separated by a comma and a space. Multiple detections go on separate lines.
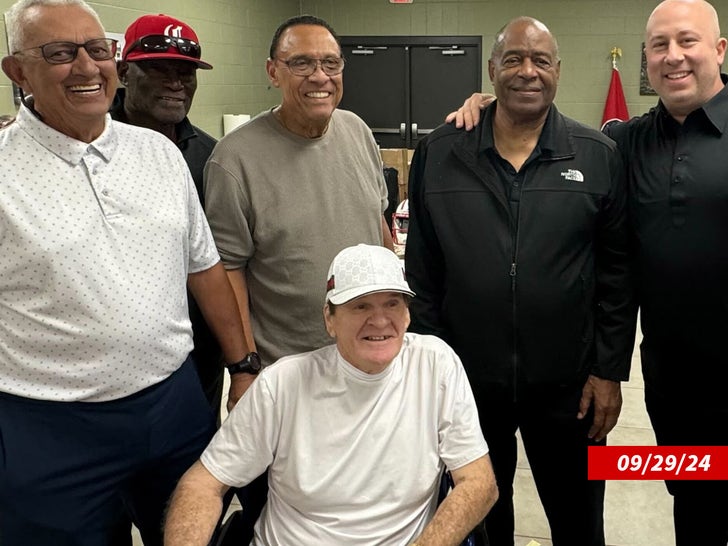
124, 35, 201, 60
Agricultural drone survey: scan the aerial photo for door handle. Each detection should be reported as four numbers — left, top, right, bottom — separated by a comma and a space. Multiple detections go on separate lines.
400, 123, 406, 140
350, 46, 388, 55
411, 123, 418, 140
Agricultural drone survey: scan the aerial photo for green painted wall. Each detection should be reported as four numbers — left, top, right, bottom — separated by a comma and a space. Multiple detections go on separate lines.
0, 0, 299, 137
301, 0, 728, 129
2, 0, 728, 135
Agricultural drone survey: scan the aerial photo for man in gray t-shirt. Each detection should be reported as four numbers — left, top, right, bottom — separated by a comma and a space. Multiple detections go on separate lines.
204, 14, 392, 407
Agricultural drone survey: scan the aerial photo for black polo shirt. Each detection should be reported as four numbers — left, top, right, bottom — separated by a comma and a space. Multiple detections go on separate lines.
109, 88, 222, 404
480, 107, 546, 221
606, 78, 728, 400
109, 89, 217, 206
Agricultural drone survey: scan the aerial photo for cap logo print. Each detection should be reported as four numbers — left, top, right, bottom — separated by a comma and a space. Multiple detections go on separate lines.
165, 24, 183, 37
325, 244, 415, 305
122, 14, 213, 69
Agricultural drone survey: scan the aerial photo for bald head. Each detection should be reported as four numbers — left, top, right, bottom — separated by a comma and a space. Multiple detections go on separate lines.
491, 17, 559, 61
644, 0, 726, 122
647, 0, 720, 42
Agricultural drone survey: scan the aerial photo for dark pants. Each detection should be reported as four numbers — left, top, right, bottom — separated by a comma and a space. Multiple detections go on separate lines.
110, 342, 223, 546
646, 387, 728, 546
0, 357, 215, 546
474, 382, 606, 546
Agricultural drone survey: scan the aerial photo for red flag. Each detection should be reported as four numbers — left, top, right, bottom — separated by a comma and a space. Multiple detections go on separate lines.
601, 68, 629, 130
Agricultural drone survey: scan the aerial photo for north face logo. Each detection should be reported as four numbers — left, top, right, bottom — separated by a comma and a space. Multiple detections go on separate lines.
560, 169, 584, 182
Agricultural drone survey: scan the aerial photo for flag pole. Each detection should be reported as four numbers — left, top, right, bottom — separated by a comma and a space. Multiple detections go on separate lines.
601, 46, 629, 130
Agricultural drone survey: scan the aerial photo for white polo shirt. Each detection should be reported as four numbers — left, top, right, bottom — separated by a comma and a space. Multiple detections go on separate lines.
0, 105, 219, 402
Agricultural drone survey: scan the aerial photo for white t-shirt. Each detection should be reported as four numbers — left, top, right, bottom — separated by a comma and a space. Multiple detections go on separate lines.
0, 105, 219, 401
201, 333, 488, 545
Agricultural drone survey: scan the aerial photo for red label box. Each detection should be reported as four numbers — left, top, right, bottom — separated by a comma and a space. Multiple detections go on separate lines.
588, 446, 728, 480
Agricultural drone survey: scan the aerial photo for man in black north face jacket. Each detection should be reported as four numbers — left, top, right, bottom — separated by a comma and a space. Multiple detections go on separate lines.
406, 16, 636, 546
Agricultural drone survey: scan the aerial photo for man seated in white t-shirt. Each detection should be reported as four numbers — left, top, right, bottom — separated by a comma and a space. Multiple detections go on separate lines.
164, 244, 498, 546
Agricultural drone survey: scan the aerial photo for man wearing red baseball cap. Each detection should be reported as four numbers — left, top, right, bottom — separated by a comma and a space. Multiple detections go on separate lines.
110, 14, 263, 546
112, 14, 226, 423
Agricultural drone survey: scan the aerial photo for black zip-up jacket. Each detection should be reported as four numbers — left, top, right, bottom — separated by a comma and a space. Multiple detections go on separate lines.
405, 104, 636, 392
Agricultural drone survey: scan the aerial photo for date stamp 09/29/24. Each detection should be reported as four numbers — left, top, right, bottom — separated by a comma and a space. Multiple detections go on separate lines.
588, 446, 728, 480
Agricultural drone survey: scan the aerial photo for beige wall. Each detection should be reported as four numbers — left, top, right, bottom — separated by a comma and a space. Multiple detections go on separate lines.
2, 0, 728, 135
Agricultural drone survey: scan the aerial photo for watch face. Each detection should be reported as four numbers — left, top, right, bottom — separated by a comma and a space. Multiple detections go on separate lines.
247, 352, 262, 371
227, 352, 262, 375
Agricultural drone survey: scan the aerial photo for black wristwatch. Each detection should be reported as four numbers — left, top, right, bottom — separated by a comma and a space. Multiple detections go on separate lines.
226, 352, 262, 376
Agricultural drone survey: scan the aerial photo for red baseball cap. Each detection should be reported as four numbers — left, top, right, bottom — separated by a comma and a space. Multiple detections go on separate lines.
122, 14, 212, 69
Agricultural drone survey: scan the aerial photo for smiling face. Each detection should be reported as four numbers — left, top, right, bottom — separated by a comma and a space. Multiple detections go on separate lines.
1, 4, 117, 142
645, 0, 727, 122
266, 24, 343, 138
324, 292, 410, 375
488, 18, 560, 125
119, 59, 198, 130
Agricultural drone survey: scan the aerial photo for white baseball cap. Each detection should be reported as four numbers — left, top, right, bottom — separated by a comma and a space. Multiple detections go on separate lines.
326, 244, 415, 305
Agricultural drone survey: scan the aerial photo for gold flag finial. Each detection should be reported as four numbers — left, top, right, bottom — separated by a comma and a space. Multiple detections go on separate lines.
610, 47, 622, 69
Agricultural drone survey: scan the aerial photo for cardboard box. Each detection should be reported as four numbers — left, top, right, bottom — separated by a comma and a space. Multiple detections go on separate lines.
380, 148, 414, 203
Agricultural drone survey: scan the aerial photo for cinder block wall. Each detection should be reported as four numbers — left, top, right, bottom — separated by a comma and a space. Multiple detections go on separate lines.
0, 0, 299, 137
302, 0, 728, 129
3, 1, 728, 135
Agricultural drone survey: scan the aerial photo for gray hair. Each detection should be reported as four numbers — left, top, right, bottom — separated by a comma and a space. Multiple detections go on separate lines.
5, 0, 103, 53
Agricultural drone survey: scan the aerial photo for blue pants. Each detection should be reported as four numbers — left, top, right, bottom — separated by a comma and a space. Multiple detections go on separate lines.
0, 357, 215, 546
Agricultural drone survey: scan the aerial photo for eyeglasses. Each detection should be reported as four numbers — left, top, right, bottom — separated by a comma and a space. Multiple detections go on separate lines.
275, 56, 345, 76
124, 35, 202, 60
13, 38, 118, 65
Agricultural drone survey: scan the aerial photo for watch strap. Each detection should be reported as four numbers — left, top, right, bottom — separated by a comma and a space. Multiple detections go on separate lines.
226, 352, 262, 376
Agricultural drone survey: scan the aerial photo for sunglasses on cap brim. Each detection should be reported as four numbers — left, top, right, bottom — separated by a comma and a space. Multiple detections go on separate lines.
124, 35, 201, 60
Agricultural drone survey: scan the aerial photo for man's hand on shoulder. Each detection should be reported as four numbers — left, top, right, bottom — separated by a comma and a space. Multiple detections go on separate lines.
444, 93, 495, 131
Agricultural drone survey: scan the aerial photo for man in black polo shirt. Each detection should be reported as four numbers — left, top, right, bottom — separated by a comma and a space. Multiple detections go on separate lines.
113, 16, 268, 545
604, 1, 728, 544
111, 14, 222, 413
448, 1, 728, 544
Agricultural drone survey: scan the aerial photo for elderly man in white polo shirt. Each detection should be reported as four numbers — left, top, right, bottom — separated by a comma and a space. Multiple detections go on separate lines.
165, 244, 498, 546
0, 0, 250, 544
